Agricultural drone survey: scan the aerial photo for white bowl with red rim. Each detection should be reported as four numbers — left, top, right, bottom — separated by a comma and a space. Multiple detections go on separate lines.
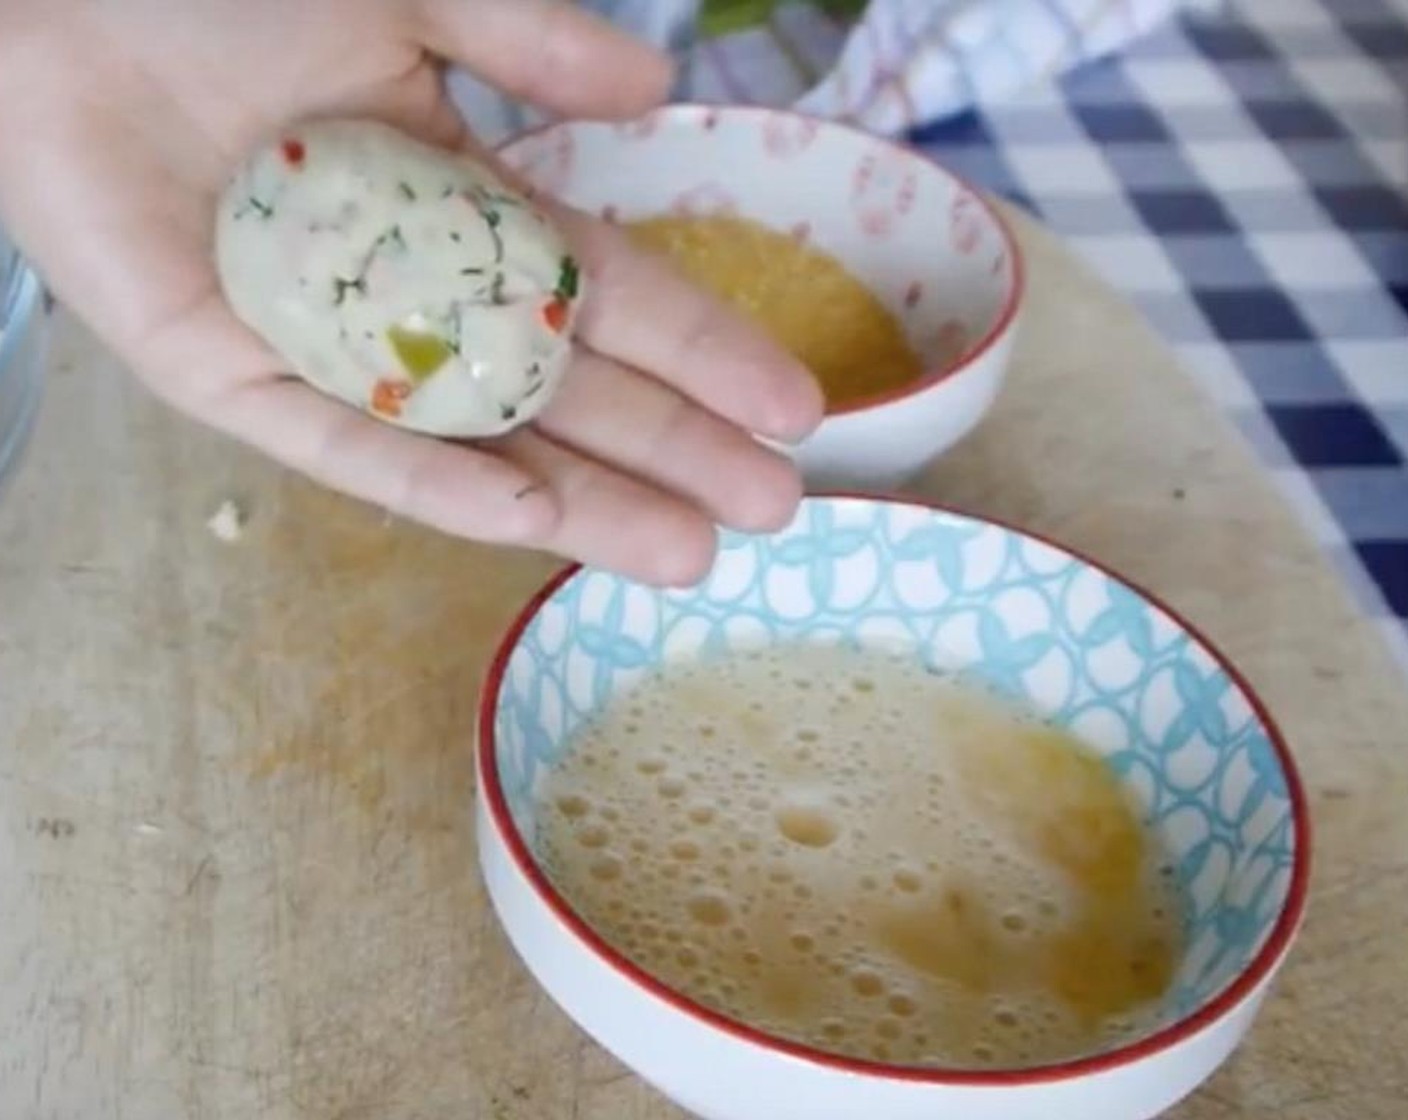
475, 494, 1311, 1120
497, 106, 1024, 491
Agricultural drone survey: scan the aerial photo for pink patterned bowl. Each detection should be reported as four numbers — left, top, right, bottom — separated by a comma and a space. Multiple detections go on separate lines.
497, 105, 1024, 491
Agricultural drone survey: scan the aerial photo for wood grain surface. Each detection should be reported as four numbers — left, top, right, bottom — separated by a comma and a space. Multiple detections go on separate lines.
1, 208, 1404, 1120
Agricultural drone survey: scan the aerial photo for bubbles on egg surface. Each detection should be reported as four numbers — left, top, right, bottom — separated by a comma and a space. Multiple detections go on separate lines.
686, 890, 733, 928
555, 794, 591, 819
588, 855, 622, 882
669, 839, 700, 862
888, 993, 917, 1018
532, 640, 1184, 1071
687, 803, 717, 826
575, 824, 611, 850
892, 867, 923, 893
775, 803, 840, 849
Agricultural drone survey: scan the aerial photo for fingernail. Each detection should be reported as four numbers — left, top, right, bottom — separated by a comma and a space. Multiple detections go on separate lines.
767, 369, 826, 445
762, 406, 824, 447
651, 524, 718, 588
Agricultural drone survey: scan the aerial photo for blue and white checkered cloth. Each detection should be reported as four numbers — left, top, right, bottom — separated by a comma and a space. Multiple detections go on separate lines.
455, 0, 1408, 673
904, 0, 1408, 674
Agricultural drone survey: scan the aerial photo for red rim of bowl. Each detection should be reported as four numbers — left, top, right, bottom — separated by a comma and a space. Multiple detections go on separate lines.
476, 492, 1313, 1088
495, 104, 1027, 419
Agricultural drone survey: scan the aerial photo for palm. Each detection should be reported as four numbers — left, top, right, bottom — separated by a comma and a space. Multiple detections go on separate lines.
0, 0, 822, 583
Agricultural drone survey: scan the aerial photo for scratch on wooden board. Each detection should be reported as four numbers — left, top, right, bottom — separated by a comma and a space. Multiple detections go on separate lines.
26, 870, 140, 896
487, 1081, 532, 1119
183, 855, 215, 896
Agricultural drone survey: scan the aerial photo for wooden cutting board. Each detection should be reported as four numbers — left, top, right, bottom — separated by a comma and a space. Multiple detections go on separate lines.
2, 207, 1404, 1120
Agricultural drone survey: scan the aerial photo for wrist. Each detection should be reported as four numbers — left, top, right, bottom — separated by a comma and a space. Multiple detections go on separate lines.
0, 2, 76, 182
0, 5, 69, 265
0, 1, 78, 104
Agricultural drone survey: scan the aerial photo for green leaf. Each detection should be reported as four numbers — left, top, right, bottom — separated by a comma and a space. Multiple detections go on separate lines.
700, 0, 780, 36
556, 255, 580, 300
699, 0, 866, 38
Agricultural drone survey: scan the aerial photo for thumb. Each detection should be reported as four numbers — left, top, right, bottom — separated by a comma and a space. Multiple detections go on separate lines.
411, 0, 674, 120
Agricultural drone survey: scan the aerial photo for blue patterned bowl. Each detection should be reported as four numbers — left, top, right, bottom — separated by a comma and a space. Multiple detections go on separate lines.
476, 495, 1310, 1120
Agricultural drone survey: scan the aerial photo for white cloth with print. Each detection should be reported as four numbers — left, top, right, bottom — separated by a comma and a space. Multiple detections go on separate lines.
450, 0, 1220, 143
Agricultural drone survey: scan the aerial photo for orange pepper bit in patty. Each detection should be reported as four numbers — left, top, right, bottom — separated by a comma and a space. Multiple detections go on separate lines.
280, 137, 306, 168
542, 254, 580, 334
371, 377, 412, 418
541, 296, 570, 334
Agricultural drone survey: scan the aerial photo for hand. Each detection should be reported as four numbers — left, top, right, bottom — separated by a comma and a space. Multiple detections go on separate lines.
0, 0, 824, 584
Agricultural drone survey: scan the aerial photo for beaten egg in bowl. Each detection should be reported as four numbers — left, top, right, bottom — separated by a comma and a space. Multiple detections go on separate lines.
626, 214, 924, 411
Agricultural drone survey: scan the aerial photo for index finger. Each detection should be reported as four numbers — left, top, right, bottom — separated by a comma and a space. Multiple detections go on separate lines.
557, 209, 826, 446
413, 0, 674, 120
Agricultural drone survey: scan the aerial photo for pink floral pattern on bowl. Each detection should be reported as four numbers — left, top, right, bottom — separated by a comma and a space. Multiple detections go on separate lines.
669, 183, 739, 218
762, 114, 821, 159
613, 111, 663, 141
499, 105, 1014, 381
850, 151, 919, 240
950, 191, 987, 257
498, 105, 1022, 490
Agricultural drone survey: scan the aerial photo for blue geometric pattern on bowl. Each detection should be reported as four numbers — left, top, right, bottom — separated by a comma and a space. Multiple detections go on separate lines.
491, 496, 1299, 1034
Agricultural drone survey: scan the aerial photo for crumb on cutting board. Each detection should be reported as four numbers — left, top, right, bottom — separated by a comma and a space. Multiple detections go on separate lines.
207, 499, 246, 542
